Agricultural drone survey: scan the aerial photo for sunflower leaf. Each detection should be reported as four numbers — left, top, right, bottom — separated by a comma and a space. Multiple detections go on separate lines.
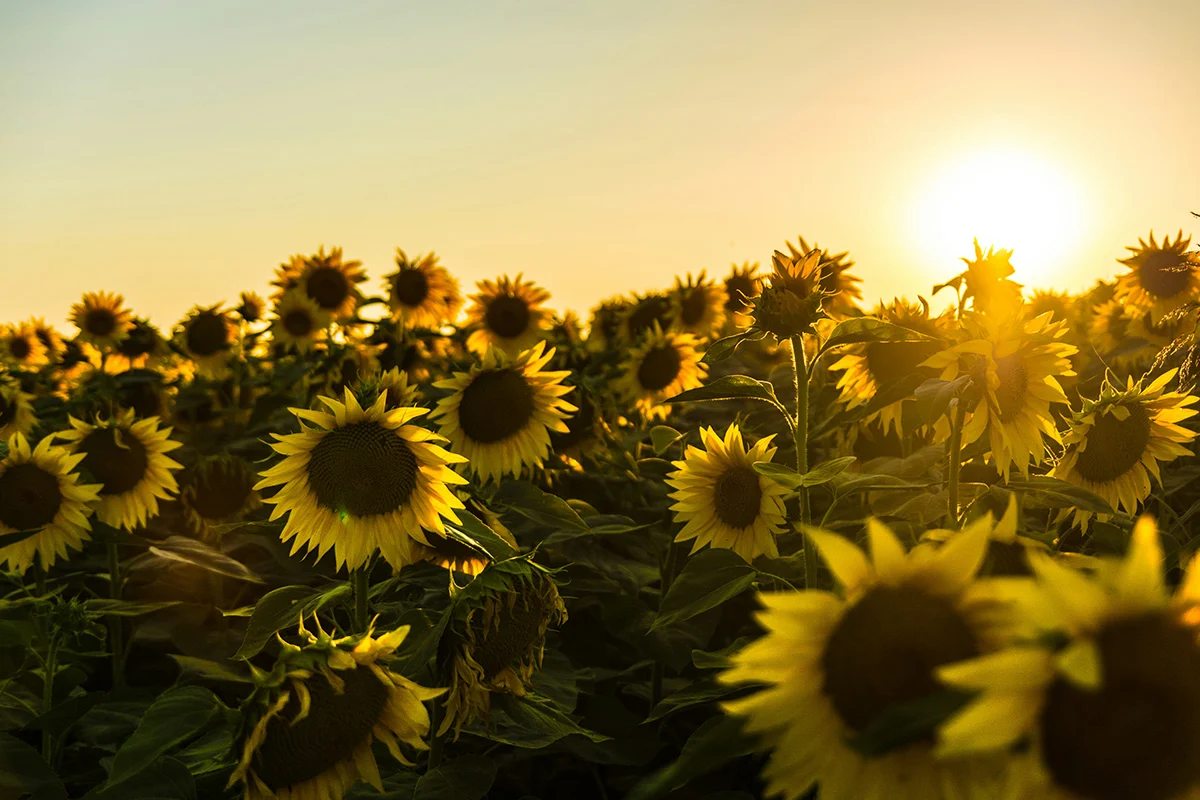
0, 733, 68, 800
667, 375, 792, 426
443, 510, 519, 560
914, 375, 973, 425
650, 425, 684, 455
233, 583, 350, 660
84, 599, 181, 617
167, 655, 252, 684
476, 693, 608, 748
818, 317, 935, 355
104, 687, 223, 790
413, 755, 497, 800
651, 549, 756, 631
142, 536, 266, 584
493, 480, 590, 532
646, 677, 756, 721
701, 329, 766, 364
1006, 477, 1114, 515
626, 715, 755, 800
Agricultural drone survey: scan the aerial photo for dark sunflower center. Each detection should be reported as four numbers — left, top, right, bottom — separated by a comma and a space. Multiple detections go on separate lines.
1137, 250, 1192, 299
185, 312, 230, 357
472, 594, 545, 679
637, 345, 683, 392
994, 354, 1028, 422
306, 422, 419, 517
457, 369, 535, 444
306, 266, 351, 310
1039, 613, 1200, 800
393, 268, 429, 307
9, 337, 31, 361
712, 466, 763, 529
680, 288, 709, 326
81, 428, 149, 496
864, 341, 938, 387
117, 324, 155, 358
821, 585, 979, 734
1073, 403, 1152, 484
117, 379, 164, 419
188, 462, 254, 520
252, 667, 389, 792
484, 295, 531, 339
725, 275, 757, 311
85, 309, 116, 337
986, 540, 1031, 577
627, 297, 673, 340
0, 395, 14, 429
0, 462, 63, 531
238, 299, 262, 322
282, 310, 314, 338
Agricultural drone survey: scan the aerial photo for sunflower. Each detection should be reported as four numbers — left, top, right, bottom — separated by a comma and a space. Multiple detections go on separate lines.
106, 317, 166, 372
0, 378, 37, 441
230, 618, 442, 800
432, 342, 575, 484
385, 248, 463, 329
28, 318, 64, 362
750, 248, 829, 339
465, 274, 552, 357
368, 366, 421, 410
269, 290, 329, 353
671, 271, 726, 338
550, 385, 610, 467
324, 345, 379, 397
620, 292, 676, 344
180, 455, 262, 538
585, 296, 630, 353
923, 310, 1077, 478
829, 298, 949, 435
1028, 289, 1073, 323
411, 501, 517, 577
665, 425, 789, 562
723, 261, 761, 326
1088, 299, 1135, 362
1051, 369, 1198, 530
960, 240, 1024, 319
0, 323, 48, 368
1115, 230, 1200, 323
69, 291, 132, 351
788, 235, 862, 316
0, 433, 102, 574
235, 291, 266, 324
255, 388, 468, 572
614, 324, 706, 419
937, 516, 1200, 800
721, 514, 1014, 800
439, 562, 567, 739
921, 494, 1046, 578
176, 305, 237, 379
56, 409, 183, 531
273, 246, 367, 320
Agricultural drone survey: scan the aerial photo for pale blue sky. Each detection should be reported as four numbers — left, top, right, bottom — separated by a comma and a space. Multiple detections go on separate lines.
2, 0, 1198, 328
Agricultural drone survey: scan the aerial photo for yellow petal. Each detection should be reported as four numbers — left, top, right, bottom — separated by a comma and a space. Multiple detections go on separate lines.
806, 527, 871, 593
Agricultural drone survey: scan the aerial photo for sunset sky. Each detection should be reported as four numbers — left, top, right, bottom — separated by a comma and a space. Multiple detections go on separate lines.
2, 0, 1198, 330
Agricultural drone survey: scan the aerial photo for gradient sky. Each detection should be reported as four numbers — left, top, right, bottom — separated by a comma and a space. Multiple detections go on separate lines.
2, 0, 1198, 330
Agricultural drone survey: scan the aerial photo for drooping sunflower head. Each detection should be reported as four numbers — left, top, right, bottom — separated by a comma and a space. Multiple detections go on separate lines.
432, 342, 576, 484
614, 324, 707, 419
438, 561, 567, 739
465, 274, 552, 357
230, 618, 443, 800
180, 454, 262, 538
69, 291, 133, 351
666, 425, 790, 563
56, 408, 183, 531
269, 290, 330, 354
176, 305, 237, 378
1052, 368, 1198, 530
723, 261, 762, 324
620, 292, 676, 344
235, 291, 267, 324
749, 248, 830, 339
255, 388, 468, 572
585, 296, 630, 352
721, 514, 1014, 800
273, 246, 367, 320
1, 323, 48, 368
0, 433, 101, 574
28, 318, 64, 363
937, 516, 1200, 800
0, 377, 37, 441
385, 248, 463, 329
960, 239, 1024, 319
1116, 230, 1200, 322
671, 271, 726, 338
107, 317, 166, 372
788, 235, 862, 316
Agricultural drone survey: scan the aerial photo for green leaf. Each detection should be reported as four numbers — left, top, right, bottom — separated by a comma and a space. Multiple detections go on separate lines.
652, 549, 756, 631
143, 536, 265, 584
0, 732, 68, 800
833, 472, 924, 497
627, 715, 755, 800
167, 655, 252, 684
1006, 477, 1114, 515
233, 583, 350, 660
647, 678, 753, 721
701, 329, 766, 364
692, 637, 753, 670
650, 425, 684, 455
87, 756, 196, 800
847, 689, 975, 757
476, 693, 608, 748
914, 375, 972, 426
494, 480, 589, 532
413, 755, 496, 800
820, 317, 935, 352
397, 608, 451, 680
444, 510, 519, 560
757, 456, 859, 491
106, 687, 221, 788
84, 598, 181, 617
668, 375, 785, 413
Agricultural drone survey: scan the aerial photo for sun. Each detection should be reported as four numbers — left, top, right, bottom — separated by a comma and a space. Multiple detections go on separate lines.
911, 146, 1088, 290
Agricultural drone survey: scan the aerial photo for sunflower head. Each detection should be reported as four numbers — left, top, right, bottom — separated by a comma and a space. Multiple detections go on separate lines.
585, 296, 630, 352
789, 235, 862, 316
273, 246, 367, 320
1089, 299, 1138, 363
550, 384, 610, 467
236, 291, 267, 323
465, 274, 552, 357
180, 454, 262, 537
749, 248, 831, 339
385, 248, 463, 329
1, 323, 49, 369
269, 289, 330, 354
620, 292, 676, 343
107, 317, 166, 372
230, 617, 443, 800
355, 366, 421, 411
176, 305, 236, 378
1116, 230, 1200, 322
1027, 289, 1073, 323
723, 261, 762, 323
614, 323, 707, 419
69, 291, 133, 351
0, 377, 37, 441
671, 271, 726, 338
28, 318, 64, 362
958, 239, 1024, 319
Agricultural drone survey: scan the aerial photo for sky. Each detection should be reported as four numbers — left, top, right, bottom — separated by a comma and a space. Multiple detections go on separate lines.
2, 0, 1198, 330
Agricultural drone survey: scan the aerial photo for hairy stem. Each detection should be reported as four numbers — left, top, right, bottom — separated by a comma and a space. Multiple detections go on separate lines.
791, 335, 816, 589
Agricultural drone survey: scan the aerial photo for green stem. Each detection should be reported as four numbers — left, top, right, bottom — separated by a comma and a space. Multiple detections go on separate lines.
107, 539, 125, 688
651, 539, 680, 710
790, 336, 816, 590
428, 700, 445, 770
947, 398, 967, 528
352, 566, 371, 633
41, 634, 59, 763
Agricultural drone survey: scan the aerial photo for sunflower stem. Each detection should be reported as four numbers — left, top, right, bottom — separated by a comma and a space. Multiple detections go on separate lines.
106, 536, 126, 688
428, 701, 445, 770
352, 566, 371, 633
790, 335, 816, 590
947, 398, 967, 528
651, 539, 681, 709
41, 632, 60, 763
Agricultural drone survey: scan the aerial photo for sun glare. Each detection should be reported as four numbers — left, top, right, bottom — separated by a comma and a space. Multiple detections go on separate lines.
912, 147, 1088, 291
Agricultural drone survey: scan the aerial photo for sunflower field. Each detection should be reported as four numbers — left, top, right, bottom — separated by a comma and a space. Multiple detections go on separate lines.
2, 231, 1200, 800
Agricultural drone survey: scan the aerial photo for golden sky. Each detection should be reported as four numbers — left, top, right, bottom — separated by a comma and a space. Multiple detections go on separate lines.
2, 0, 1198, 330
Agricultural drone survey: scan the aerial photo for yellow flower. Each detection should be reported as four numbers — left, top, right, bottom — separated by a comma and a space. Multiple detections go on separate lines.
671, 271, 726, 338
180, 455, 262, 538
384, 248, 463, 329
1088, 299, 1138, 364
69, 291, 133, 351
614, 323, 706, 419
722, 261, 762, 328
235, 291, 267, 324
960, 239, 1024, 319
788, 235, 862, 317
1027, 289, 1074, 324
465, 274, 552, 357
272, 246, 366, 320
1115, 230, 1200, 323
666, 425, 789, 562
106, 317, 167, 372
176, 305, 237, 379
750, 248, 829, 338
0, 323, 48, 368
585, 296, 630, 352
0, 377, 37, 441
0, 433, 101, 574
28, 318, 64, 362
269, 290, 330, 353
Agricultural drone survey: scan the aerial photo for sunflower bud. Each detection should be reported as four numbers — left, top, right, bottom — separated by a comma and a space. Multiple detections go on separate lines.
750, 249, 831, 339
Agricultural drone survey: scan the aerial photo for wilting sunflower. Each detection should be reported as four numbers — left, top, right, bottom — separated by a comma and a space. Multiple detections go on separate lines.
439, 561, 567, 739
385, 248, 463, 329
721, 515, 1014, 800
465, 274, 553, 357
0, 433, 102, 574
106, 317, 166, 372
0, 323, 48, 368
788, 235, 862, 317
0, 378, 37, 441
619, 291, 676, 344
937, 516, 1200, 800
255, 388, 468, 572
56, 409, 183, 531
432, 342, 575, 484
176, 305, 236, 378
69, 291, 132, 351
750, 248, 830, 339
235, 291, 266, 324
180, 455, 262, 538
1115, 230, 1200, 323
614, 324, 706, 419
28, 318, 64, 362
230, 618, 442, 800
829, 298, 948, 435
923, 310, 1077, 478
665, 425, 789, 562
1051, 369, 1198, 530
273, 246, 367, 320
269, 290, 329, 353
723, 261, 761, 326
671, 271, 726, 338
